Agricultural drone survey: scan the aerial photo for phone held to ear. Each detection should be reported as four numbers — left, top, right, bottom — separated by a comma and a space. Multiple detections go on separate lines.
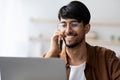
57, 25, 63, 49
58, 37, 63, 50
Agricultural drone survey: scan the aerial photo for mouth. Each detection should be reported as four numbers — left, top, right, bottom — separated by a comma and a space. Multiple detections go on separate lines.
66, 35, 75, 39
65, 35, 76, 42
63, 32, 77, 43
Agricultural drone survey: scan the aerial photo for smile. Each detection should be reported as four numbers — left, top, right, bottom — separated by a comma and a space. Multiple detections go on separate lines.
65, 35, 76, 41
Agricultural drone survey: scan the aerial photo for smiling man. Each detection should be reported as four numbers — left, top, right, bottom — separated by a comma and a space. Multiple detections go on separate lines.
44, 1, 120, 80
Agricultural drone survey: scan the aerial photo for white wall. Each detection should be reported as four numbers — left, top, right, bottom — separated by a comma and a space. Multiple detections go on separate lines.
81, 0, 120, 21
0, 0, 29, 57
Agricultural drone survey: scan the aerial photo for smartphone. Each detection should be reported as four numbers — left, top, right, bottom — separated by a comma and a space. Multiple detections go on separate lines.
57, 25, 63, 49
58, 37, 63, 49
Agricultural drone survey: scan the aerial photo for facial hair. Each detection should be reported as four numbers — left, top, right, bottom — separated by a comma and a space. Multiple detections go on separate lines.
63, 31, 85, 48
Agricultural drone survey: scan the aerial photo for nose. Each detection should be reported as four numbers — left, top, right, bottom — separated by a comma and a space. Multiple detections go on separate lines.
65, 24, 72, 33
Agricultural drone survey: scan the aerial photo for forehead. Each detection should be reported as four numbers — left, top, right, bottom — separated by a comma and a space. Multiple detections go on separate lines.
59, 18, 78, 23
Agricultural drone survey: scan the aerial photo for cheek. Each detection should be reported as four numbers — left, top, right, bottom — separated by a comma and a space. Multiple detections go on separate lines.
77, 29, 86, 37
79, 27, 86, 33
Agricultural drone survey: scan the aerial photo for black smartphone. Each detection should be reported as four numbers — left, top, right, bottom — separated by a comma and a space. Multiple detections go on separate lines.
57, 25, 63, 49
58, 37, 63, 49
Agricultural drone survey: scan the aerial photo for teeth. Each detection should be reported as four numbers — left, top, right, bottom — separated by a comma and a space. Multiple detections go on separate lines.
66, 36, 74, 38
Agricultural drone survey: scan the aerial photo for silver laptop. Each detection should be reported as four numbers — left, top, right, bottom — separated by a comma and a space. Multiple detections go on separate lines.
0, 57, 66, 80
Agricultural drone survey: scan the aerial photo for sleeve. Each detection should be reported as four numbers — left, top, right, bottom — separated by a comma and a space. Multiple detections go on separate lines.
106, 50, 120, 80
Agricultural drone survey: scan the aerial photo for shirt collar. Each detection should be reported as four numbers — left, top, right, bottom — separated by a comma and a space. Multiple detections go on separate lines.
59, 43, 96, 69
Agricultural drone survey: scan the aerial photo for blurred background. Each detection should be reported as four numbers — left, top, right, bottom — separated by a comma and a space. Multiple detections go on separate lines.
0, 0, 120, 58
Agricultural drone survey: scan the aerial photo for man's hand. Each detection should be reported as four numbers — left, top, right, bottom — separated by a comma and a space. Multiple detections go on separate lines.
45, 29, 64, 58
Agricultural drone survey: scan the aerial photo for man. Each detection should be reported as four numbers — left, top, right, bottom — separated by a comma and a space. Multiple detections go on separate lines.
44, 1, 120, 80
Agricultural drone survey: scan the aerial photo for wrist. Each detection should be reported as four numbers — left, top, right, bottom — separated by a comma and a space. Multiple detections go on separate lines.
45, 50, 60, 58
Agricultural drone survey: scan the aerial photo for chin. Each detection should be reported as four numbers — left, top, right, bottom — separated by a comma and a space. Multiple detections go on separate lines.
66, 42, 79, 48
65, 38, 84, 48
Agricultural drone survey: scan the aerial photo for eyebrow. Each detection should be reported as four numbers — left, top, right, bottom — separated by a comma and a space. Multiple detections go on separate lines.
60, 20, 78, 23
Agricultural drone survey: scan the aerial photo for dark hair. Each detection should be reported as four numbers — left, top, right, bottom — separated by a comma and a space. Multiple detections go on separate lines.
58, 1, 91, 25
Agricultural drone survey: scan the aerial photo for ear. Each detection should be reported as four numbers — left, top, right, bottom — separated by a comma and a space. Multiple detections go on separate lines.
84, 24, 90, 34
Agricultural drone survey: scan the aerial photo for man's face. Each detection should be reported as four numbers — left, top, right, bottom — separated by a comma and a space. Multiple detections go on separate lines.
59, 18, 87, 48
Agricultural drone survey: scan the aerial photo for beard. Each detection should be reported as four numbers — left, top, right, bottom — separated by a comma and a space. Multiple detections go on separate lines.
63, 31, 85, 48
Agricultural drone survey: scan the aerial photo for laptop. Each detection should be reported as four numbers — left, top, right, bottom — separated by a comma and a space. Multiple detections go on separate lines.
0, 57, 67, 80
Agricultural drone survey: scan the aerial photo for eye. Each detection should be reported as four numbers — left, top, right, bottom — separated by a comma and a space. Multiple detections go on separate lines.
70, 22, 79, 27
59, 23, 66, 28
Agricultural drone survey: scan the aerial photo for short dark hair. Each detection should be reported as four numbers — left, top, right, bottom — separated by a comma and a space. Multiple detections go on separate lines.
58, 1, 91, 25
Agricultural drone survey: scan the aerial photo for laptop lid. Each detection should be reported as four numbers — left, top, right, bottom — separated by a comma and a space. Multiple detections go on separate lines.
0, 57, 67, 80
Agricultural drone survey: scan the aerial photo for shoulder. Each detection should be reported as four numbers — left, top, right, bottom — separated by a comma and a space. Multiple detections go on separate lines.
92, 45, 120, 63
94, 45, 116, 58
93, 46, 120, 79
87, 43, 116, 58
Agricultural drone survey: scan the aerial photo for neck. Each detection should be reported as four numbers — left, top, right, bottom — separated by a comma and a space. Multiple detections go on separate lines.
66, 41, 87, 66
